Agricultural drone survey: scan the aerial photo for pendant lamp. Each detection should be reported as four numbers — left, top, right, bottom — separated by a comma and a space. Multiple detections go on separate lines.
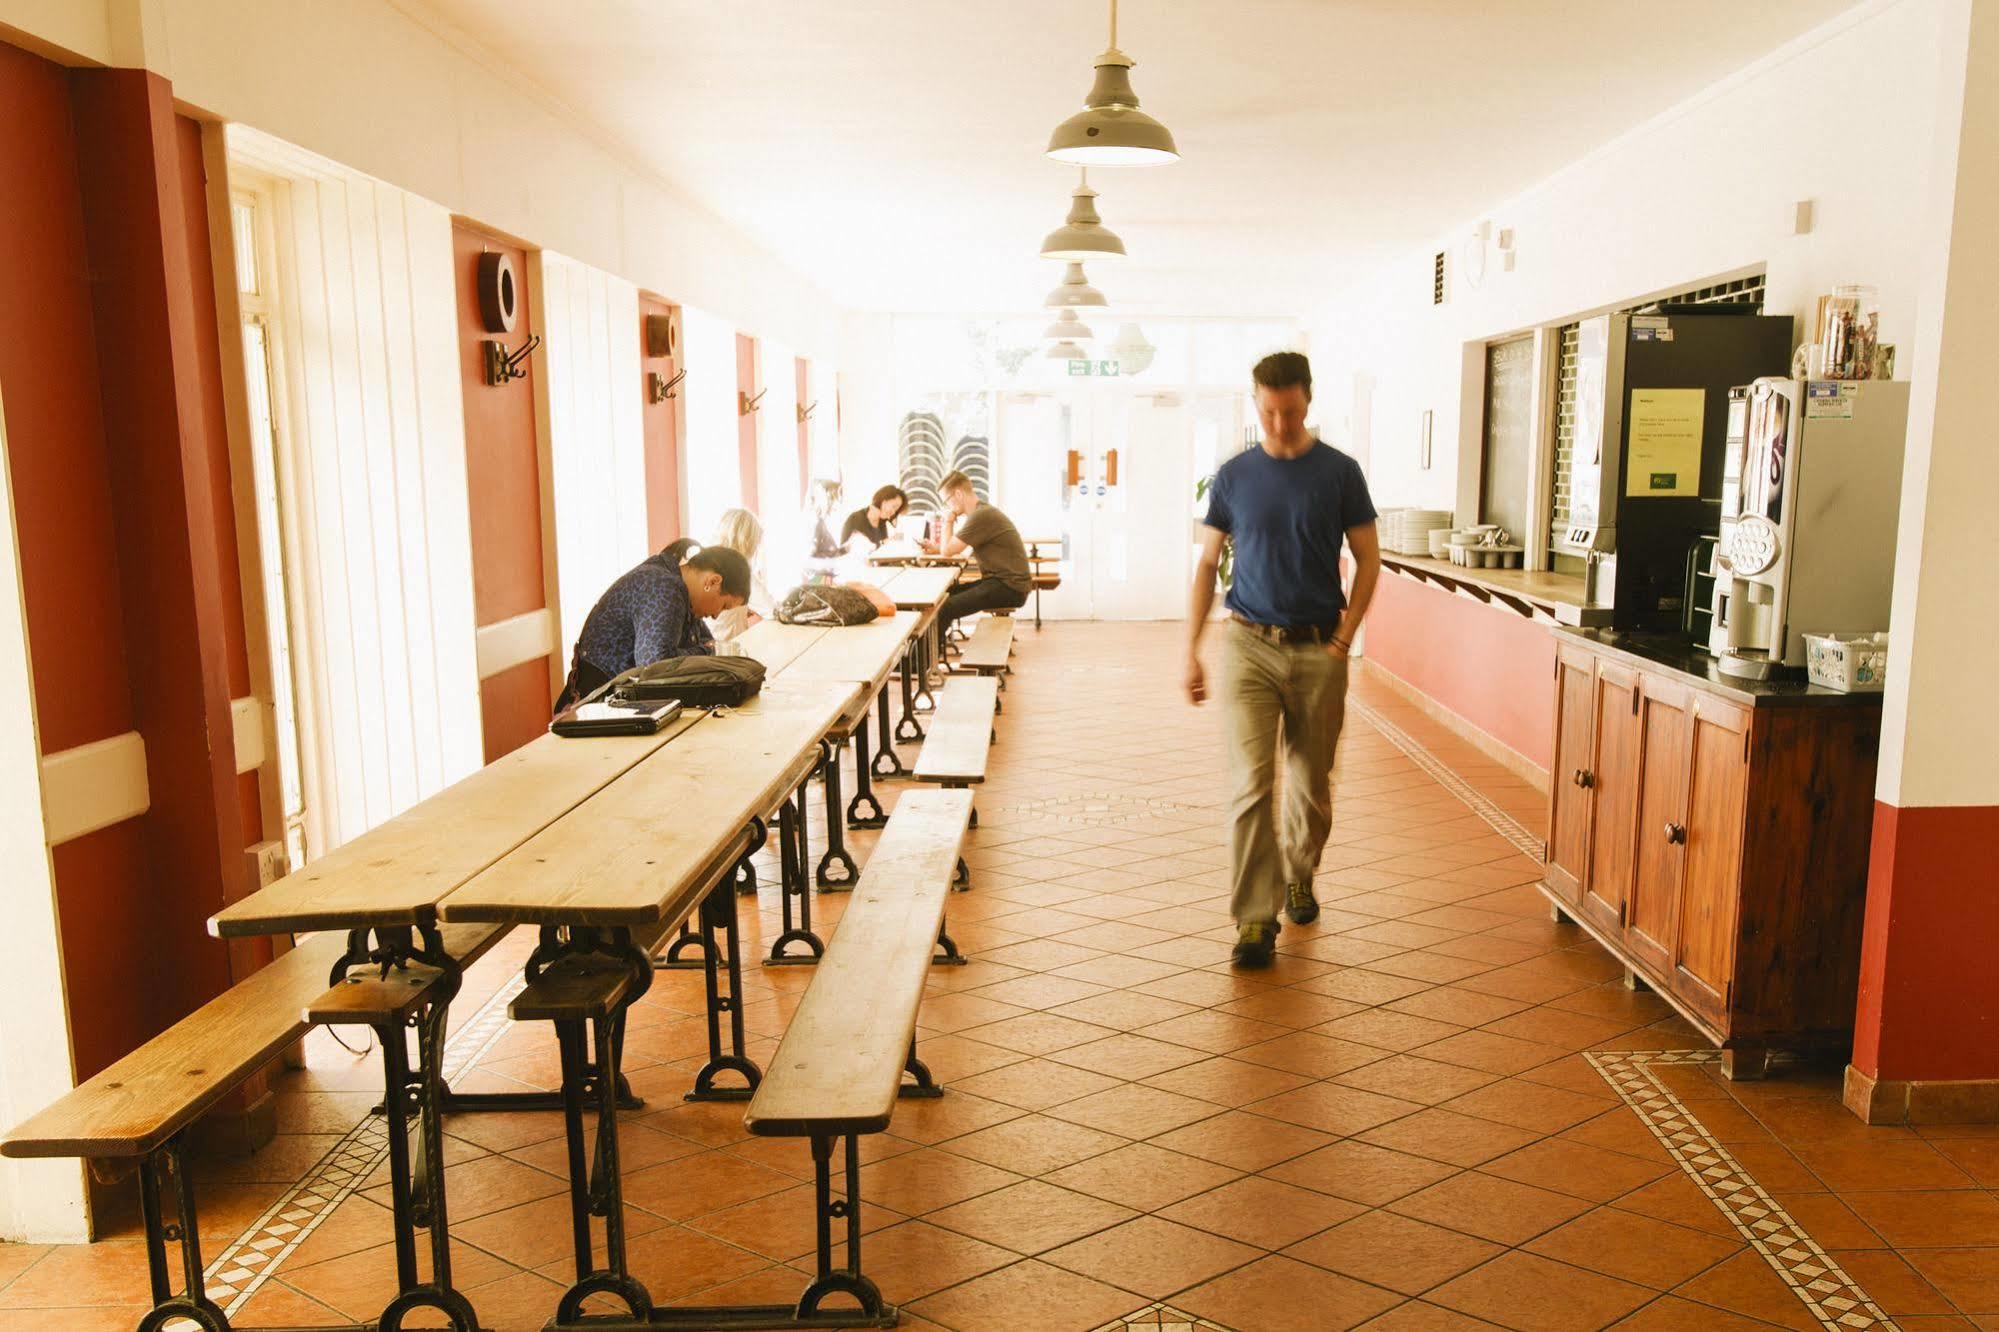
1045, 339, 1088, 360
1044, 262, 1108, 310
1111, 322, 1156, 375
1043, 308, 1094, 342
1040, 170, 1127, 262
1048, 0, 1178, 166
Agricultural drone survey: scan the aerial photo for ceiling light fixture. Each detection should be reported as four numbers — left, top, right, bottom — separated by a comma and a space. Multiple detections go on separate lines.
1040, 169, 1127, 262
1045, 339, 1088, 360
1043, 308, 1095, 342
1048, 0, 1178, 166
1044, 262, 1108, 310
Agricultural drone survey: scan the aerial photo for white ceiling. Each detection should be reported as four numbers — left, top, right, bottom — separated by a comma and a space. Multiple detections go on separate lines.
410, 0, 1854, 318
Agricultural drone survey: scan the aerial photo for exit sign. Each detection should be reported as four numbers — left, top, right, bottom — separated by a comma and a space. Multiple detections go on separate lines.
1066, 359, 1120, 377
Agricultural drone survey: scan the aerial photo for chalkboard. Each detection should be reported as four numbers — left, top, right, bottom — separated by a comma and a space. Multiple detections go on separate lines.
1481, 336, 1535, 542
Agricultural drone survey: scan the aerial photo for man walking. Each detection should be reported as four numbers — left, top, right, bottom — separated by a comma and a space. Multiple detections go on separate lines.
1186, 352, 1381, 968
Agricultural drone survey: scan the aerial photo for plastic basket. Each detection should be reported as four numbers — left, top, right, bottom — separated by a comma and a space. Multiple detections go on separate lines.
1804, 632, 1889, 692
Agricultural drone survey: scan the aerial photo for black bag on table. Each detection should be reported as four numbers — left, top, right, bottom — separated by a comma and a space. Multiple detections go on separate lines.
617, 654, 766, 707
775, 583, 879, 626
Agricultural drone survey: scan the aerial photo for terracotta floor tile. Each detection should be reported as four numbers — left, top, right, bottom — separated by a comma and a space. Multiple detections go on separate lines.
1162, 1175, 1365, 1249
1356, 1300, 1512, 1329
1046, 1033, 1210, 1080
1317, 1009, 1468, 1054
0, 1240, 157, 1308
685, 1183, 899, 1262
1299, 969, 1438, 1006
979, 938, 1107, 973
1058, 952, 1205, 988
452, 1194, 668, 1271
940, 1113, 1129, 1176
1177, 1253, 1404, 1331
1268, 1140, 1461, 1206
966, 973, 1110, 1011
227, 1280, 354, 1328
1452, 966, 1592, 1005
809, 1218, 1018, 1304
1791, 1138, 1978, 1192
1429, 1251, 1653, 1331
924, 1179, 1137, 1256
1140, 1054, 1317, 1106
1149, 1109, 1335, 1170
960, 1011, 1117, 1055
618, 1147, 796, 1221
1479, 1137, 1671, 1203
1387, 987, 1534, 1028
1526, 1206, 1740, 1289
1671, 1249, 1821, 1331
1767, 1190, 1882, 1248
1043, 1214, 1262, 1298
1043, 1142, 1243, 1211
948, 1057, 1123, 1111
1290, 1210, 1503, 1295
1333, 1054, 1503, 1106
1359, 1107, 1543, 1167
1844, 1189, 1999, 1247
887, 1090, 1029, 1146
1131, 969, 1273, 1007
1480, 1005, 1637, 1051
1934, 1137, 1999, 1188
1438, 1078, 1611, 1135
1045, 1081, 1224, 1138
1906, 1246, 1999, 1314
1135, 1009, 1293, 1055
277, 1195, 398, 1271
1832, 1247, 1955, 1315
1608, 1173, 1739, 1238
1390, 1171, 1592, 1245
906, 1257, 1143, 1331
282, 1235, 516, 1322
1411, 1029, 1571, 1076
1606, 1295, 1782, 1329
0, 1307, 152, 1330
1560, 1108, 1676, 1164
0, 1245, 45, 1290
1248, 1080, 1424, 1136
1234, 1030, 1392, 1079
1217, 987, 1366, 1029
597, 1222, 771, 1303
851, 1147, 1023, 1216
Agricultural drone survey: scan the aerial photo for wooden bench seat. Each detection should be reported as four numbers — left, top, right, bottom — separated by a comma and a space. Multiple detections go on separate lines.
956, 615, 1014, 685
726, 788, 974, 1327
913, 676, 999, 787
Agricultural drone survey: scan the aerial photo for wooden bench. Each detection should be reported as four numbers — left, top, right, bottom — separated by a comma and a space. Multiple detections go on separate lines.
1, 920, 507, 1332
955, 615, 1014, 703
911, 675, 999, 890
723, 788, 975, 1329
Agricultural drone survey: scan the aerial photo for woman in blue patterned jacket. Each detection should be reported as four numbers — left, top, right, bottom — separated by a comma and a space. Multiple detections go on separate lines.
555, 538, 751, 712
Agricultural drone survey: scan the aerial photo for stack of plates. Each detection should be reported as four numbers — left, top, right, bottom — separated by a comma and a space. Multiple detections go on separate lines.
1383, 509, 1454, 556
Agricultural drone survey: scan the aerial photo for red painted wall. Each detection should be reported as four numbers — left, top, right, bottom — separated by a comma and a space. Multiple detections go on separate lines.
451, 221, 552, 759
795, 356, 811, 501
1851, 801, 1999, 1082
1364, 571, 1556, 774
736, 332, 759, 513
638, 294, 682, 549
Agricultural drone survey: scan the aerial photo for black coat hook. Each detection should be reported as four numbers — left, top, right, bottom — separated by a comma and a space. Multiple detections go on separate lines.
483, 332, 541, 387
649, 368, 687, 403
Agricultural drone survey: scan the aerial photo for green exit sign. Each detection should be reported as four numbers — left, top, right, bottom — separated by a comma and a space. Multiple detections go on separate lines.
1066, 359, 1121, 377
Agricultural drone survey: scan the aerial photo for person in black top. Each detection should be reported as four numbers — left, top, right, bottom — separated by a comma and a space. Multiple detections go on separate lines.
554, 538, 751, 713
840, 485, 909, 548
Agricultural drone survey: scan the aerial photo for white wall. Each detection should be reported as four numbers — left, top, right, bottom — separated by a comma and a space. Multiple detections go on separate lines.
0, 0, 847, 367
682, 306, 744, 541
237, 132, 484, 857
536, 253, 649, 659
0, 391, 87, 1243
1307, 0, 1947, 512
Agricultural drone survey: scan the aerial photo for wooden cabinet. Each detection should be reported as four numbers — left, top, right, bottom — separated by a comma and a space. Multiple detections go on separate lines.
1542, 635, 1881, 1076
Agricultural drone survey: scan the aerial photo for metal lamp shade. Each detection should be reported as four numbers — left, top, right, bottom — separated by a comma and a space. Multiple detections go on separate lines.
1043, 309, 1094, 342
1048, 51, 1178, 166
1039, 182, 1127, 262
1045, 339, 1089, 360
1044, 262, 1108, 310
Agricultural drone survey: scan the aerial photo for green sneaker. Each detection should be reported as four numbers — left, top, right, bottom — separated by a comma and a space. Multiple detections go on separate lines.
1286, 882, 1320, 925
1231, 920, 1277, 969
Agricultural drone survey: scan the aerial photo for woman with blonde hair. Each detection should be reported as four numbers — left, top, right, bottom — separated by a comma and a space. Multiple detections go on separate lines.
707, 507, 769, 644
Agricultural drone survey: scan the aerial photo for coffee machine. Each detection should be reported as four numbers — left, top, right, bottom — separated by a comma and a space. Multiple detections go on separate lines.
1711, 378, 1910, 676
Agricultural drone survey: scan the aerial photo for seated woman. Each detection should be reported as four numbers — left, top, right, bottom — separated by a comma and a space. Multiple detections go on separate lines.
840, 485, 908, 549
554, 538, 750, 712
706, 507, 772, 646
805, 478, 845, 562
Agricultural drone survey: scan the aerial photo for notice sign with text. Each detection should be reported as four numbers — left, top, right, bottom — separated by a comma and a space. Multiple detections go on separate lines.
1625, 388, 1705, 497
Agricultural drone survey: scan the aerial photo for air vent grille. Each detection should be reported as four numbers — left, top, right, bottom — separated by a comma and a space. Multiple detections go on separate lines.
1432, 252, 1447, 306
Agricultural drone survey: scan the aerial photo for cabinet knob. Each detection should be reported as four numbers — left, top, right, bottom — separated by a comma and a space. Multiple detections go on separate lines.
1664, 823, 1687, 844
1573, 768, 1594, 789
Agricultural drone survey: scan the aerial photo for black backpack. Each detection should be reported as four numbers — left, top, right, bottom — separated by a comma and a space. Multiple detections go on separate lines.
775, 584, 880, 626
617, 655, 766, 707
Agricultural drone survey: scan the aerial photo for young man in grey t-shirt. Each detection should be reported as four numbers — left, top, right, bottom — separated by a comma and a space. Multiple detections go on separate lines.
920, 470, 1030, 635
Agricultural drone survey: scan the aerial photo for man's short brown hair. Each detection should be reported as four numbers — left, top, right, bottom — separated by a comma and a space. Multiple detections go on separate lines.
1252, 351, 1312, 400
938, 470, 975, 497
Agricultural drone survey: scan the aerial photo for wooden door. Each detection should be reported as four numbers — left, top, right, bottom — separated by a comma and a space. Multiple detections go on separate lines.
1580, 661, 1640, 936
638, 294, 682, 549
1625, 674, 1691, 975
1545, 643, 1596, 904
1673, 695, 1751, 1025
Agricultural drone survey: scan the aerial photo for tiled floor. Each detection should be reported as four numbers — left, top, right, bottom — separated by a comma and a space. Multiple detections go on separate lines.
6, 621, 1998, 1330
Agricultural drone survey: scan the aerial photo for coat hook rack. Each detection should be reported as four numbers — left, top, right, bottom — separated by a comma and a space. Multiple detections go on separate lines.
797, 399, 819, 424
738, 387, 768, 416
649, 368, 687, 403
483, 332, 541, 387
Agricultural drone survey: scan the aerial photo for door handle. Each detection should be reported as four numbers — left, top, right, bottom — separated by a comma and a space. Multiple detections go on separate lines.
1664, 823, 1687, 844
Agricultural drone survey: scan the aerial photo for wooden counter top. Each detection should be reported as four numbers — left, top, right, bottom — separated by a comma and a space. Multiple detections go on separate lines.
1380, 553, 1610, 627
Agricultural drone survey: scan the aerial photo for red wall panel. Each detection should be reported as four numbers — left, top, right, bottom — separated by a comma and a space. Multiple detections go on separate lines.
480, 656, 555, 762
1851, 801, 1999, 1082
736, 332, 759, 513
1364, 571, 1556, 773
638, 294, 682, 550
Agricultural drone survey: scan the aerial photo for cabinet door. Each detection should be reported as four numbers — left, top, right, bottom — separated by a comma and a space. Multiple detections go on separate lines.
1673, 696, 1751, 1024
1625, 675, 1691, 975
1545, 645, 1597, 904
1580, 662, 1641, 937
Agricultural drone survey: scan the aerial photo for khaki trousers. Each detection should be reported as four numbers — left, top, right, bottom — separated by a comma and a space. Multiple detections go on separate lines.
1221, 621, 1350, 926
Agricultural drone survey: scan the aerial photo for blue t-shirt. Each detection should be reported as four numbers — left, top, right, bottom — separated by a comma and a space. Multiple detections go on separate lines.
1203, 440, 1378, 626
573, 552, 715, 677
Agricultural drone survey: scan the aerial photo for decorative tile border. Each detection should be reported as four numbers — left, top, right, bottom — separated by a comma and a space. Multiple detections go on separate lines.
996, 790, 1206, 827
203, 969, 530, 1313
1091, 1303, 1236, 1331
1589, 1051, 1897, 1331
